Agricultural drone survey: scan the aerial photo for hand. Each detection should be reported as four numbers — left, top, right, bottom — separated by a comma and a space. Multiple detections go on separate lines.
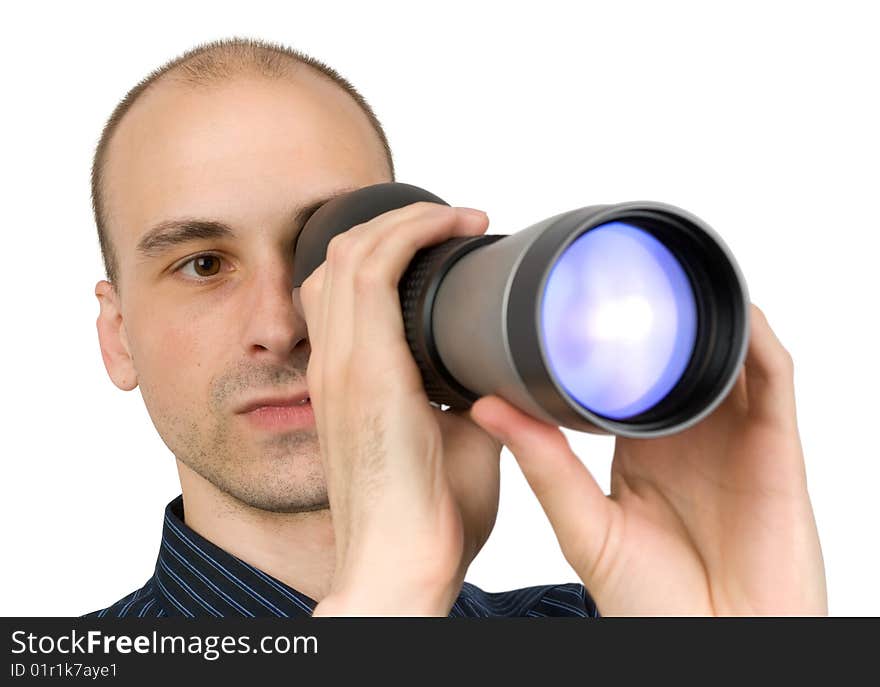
299, 202, 503, 616
469, 303, 827, 616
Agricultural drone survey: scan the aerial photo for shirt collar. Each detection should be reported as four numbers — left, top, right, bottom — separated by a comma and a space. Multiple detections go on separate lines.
153, 495, 318, 618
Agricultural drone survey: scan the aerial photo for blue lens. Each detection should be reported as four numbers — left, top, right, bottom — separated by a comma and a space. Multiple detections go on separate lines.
539, 221, 698, 419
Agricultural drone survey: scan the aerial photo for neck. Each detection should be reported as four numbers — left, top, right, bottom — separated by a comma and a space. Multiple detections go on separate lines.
175, 460, 336, 603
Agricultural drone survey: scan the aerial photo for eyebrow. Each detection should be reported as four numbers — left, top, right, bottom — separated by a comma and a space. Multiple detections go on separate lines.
136, 219, 234, 259
135, 189, 353, 260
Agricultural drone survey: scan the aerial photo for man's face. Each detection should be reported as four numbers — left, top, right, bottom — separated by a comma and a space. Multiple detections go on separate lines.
97, 71, 391, 512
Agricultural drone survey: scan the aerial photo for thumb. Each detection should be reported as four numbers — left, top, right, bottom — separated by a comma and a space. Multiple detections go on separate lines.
469, 395, 613, 581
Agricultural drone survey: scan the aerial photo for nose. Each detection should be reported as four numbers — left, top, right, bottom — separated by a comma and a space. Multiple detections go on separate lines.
240, 257, 309, 362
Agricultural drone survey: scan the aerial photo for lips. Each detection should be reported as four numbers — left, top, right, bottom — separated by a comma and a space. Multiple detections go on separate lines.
237, 390, 310, 414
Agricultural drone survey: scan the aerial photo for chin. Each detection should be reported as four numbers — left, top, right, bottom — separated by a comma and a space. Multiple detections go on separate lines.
217, 469, 329, 514
238, 493, 330, 514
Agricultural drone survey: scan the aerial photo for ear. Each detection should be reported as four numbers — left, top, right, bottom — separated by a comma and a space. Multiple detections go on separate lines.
95, 280, 138, 391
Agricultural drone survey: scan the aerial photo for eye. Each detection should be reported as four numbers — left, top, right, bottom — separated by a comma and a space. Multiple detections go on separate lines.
175, 253, 226, 280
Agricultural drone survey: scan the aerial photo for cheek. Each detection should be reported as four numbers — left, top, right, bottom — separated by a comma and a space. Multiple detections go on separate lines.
129, 306, 224, 414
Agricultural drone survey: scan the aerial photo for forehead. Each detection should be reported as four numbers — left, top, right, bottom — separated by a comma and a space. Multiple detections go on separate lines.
103, 70, 388, 258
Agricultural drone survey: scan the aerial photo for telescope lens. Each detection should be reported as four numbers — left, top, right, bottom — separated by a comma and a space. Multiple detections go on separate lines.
540, 221, 698, 420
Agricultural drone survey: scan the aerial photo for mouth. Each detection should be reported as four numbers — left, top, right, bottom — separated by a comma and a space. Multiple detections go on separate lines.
239, 395, 315, 433
237, 392, 314, 432
236, 390, 310, 415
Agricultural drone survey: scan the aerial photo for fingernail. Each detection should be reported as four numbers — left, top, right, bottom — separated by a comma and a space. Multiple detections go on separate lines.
457, 206, 488, 217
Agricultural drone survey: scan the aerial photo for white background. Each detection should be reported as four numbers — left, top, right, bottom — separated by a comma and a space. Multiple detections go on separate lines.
1, 1, 877, 616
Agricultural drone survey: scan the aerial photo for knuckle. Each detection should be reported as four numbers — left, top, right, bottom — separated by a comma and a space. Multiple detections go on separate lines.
327, 233, 366, 267
752, 303, 795, 375
778, 346, 795, 373
353, 262, 386, 290
299, 268, 321, 299
300, 271, 315, 292
427, 202, 456, 220
298, 285, 313, 310
767, 344, 795, 380
325, 234, 350, 263
751, 303, 768, 324
402, 200, 451, 221
413, 200, 446, 213
369, 202, 452, 233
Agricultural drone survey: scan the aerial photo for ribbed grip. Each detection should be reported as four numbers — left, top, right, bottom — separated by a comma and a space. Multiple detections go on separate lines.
398, 234, 504, 408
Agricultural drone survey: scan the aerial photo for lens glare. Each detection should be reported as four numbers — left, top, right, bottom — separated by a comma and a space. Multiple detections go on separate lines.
540, 221, 698, 419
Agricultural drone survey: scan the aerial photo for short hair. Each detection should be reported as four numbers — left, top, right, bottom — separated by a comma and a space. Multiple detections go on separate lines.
91, 36, 396, 288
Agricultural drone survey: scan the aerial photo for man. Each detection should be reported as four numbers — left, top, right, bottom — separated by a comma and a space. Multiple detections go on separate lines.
86, 37, 827, 617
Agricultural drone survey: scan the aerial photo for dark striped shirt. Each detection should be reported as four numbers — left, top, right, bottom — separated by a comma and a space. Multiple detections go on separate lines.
82, 495, 600, 618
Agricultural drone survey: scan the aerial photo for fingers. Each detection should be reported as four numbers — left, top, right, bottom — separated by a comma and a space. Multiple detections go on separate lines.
468, 394, 613, 583
297, 261, 328, 389
299, 202, 490, 399
299, 202, 488, 331
744, 303, 798, 428
319, 202, 488, 288
362, 203, 489, 286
